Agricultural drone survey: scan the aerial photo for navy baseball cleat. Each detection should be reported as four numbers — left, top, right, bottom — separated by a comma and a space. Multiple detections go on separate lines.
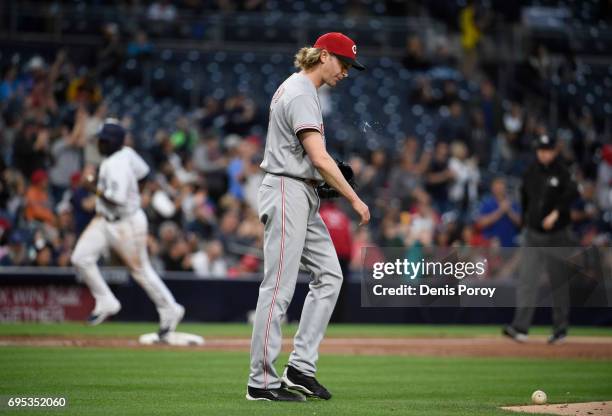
281, 365, 332, 400
548, 329, 567, 345
502, 326, 528, 343
246, 386, 306, 402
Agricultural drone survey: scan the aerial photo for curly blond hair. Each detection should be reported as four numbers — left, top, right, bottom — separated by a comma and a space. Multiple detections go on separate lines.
294, 47, 323, 70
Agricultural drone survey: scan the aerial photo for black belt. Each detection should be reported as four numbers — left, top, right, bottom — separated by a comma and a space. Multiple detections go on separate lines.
98, 213, 122, 223
267, 172, 320, 187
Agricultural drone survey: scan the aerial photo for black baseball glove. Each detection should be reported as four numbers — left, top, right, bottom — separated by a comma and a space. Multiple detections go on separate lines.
316, 159, 356, 199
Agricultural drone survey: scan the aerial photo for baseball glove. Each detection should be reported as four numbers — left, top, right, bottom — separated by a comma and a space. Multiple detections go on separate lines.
317, 159, 356, 199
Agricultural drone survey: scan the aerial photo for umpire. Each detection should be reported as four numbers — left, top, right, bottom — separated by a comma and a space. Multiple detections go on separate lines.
503, 134, 579, 345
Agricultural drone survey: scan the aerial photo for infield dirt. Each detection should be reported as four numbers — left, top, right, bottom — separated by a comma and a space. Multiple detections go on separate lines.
1, 335, 611, 358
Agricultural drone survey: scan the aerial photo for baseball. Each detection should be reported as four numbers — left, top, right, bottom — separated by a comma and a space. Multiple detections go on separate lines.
531, 390, 547, 405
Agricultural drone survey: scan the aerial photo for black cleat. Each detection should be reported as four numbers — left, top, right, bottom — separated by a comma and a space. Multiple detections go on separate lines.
502, 326, 528, 343
282, 365, 332, 400
548, 329, 567, 345
245, 386, 305, 402
157, 327, 171, 343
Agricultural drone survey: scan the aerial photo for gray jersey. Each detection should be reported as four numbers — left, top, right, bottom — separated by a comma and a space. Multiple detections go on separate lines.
260, 73, 324, 181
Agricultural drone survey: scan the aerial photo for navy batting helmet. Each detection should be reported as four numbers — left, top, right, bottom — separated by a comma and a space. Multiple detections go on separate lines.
97, 118, 125, 156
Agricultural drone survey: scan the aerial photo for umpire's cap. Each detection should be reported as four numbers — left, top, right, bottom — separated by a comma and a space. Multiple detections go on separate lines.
314, 32, 365, 71
535, 134, 556, 150
96, 118, 125, 155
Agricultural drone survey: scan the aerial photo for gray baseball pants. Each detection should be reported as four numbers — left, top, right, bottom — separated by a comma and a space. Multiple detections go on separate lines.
512, 228, 574, 333
248, 174, 343, 389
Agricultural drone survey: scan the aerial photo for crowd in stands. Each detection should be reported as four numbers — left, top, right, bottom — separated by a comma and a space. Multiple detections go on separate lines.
0, 2, 610, 279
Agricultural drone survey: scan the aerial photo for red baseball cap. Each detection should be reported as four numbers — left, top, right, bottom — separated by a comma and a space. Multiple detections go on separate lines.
314, 32, 365, 71
31, 169, 48, 185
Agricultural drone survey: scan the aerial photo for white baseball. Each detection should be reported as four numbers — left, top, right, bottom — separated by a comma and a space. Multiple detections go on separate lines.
531, 390, 547, 405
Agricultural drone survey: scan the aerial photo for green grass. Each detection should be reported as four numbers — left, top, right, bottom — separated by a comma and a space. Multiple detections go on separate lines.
0, 322, 610, 338
1, 323, 610, 415
0, 347, 611, 416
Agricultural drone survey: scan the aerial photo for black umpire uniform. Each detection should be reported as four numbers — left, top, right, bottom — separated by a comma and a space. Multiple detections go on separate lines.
504, 134, 579, 344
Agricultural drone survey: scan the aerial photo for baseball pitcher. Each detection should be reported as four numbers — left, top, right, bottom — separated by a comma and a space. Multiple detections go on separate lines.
247, 32, 370, 402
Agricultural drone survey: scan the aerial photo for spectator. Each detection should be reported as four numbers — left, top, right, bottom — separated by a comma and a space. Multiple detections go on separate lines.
356, 149, 389, 209
243, 154, 264, 211
320, 201, 353, 274
66, 73, 103, 108
475, 177, 521, 247
195, 96, 225, 132
12, 118, 51, 179
186, 239, 228, 278
32, 241, 56, 267
82, 103, 107, 167
448, 141, 480, 213
401, 35, 431, 71
458, 223, 489, 247
3, 169, 26, 224
350, 227, 384, 271
0, 64, 21, 103
436, 80, 460, 108
48, 110, 86, 204
496, 101, 527, 174
596, 144, 612, 212
147, 1, 178, 37
235, 206, 263, 248
425, 141, 455, 213
192, 130, 226, 174
571, 180, 600, 243
127, 30, 154, 61
225, 134, 246, 200
0, 230, 29, 266
24, 169, 56, 225
147, 1, 178, 22
170, 116, 198, 156
96, 23, 124, 77
224, 94, 257, 136
469, 109, 491, 168
55, 201, 76, 267
476, 79, 503, 139
227, 254, 260, 277
438, 100, 469, 144
405, 188, 438, 248
158, 220, 190, 271
215, 209, 242, 260
388, 137, 430, 207
186, 195, 217, 240
0, 160, 10, 218
411, 76, 435, 107
69, 170, 96, 236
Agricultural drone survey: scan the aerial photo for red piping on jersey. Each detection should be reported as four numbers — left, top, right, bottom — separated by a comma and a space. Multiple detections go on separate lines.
294, 124, 321, 134
263, 176, 285, 389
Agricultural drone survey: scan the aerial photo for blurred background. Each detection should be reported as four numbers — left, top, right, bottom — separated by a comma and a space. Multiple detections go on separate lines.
0, 0, 610, 324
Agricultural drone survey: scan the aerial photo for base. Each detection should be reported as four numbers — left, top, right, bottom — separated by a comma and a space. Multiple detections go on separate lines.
138, 332, 205, 346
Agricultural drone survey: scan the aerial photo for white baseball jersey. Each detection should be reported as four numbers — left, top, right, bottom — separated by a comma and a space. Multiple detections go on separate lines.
260, 72, 325, 181
72, 144, 181, 331
96, 147, 150, 220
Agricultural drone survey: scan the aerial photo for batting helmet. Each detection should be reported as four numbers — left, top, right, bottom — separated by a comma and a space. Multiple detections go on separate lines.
97, 118, 125, 156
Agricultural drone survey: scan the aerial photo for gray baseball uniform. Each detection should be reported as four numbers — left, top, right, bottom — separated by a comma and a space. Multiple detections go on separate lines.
248, 72, 343, 389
